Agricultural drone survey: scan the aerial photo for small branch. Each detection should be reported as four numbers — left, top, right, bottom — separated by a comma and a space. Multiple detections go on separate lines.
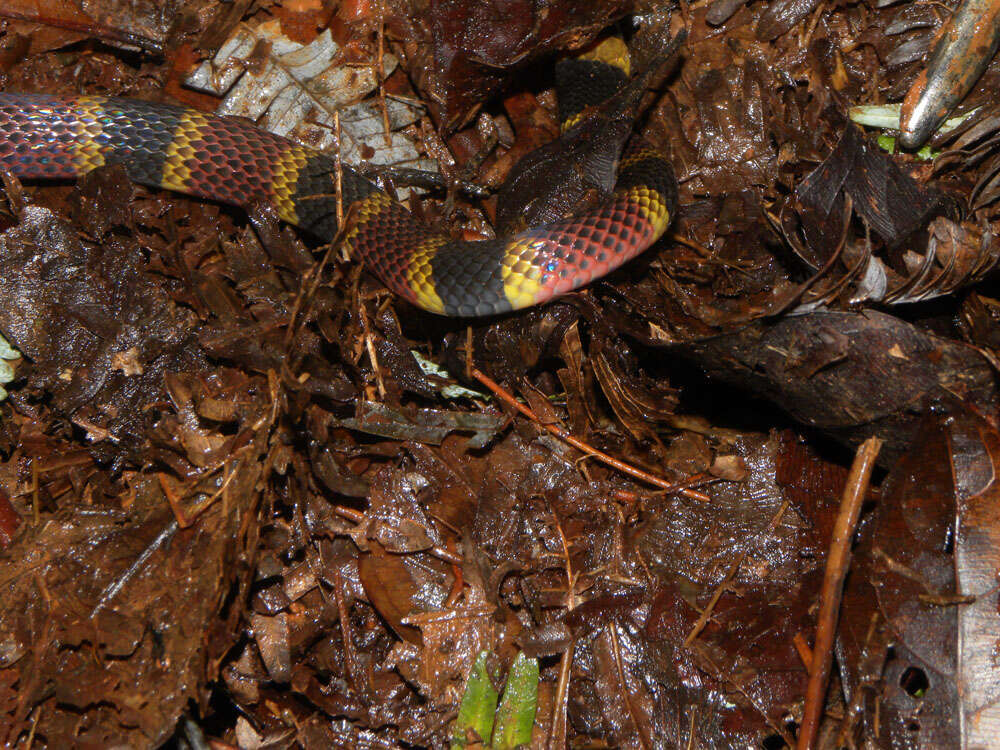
332, 505, 464, 565
610, 622, 652, 750
793, 632, 814, 671
375, 0, 392, 150
797, 437, 882, 750
357, 296, 386, 399
470, 368, 709, 500
547, 639, 575, 750
330, 109, 345, 236
550, 509, 577, 610
90, 519, 179, 618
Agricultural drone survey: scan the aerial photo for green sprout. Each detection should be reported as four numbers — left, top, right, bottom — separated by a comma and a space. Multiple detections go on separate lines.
451, 651, 539, 749
848, 103, 977, 161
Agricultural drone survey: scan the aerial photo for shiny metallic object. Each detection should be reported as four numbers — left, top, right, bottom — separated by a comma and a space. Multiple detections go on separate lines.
899, 0, 1000, 149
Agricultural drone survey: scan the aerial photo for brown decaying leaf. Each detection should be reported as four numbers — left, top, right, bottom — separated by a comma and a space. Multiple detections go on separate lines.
836, 405, 1000, 747
676, 310, 1000, 461
0, 490, 19, 548
0, 0, 173, 53
390, 0, 631, 131
0, 478, 259, 746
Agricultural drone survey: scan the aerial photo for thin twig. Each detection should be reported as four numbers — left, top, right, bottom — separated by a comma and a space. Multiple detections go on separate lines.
332, 505, 463, 565
333, 110, 344, 232
357, 296, 386, 399
650, 473, 718, 497
610, 622, 652, 750
793, 632, 814, 671
797, 437, 882, 750
281, 234, 340, 364
551, 510, 577, 610
375, 0, 392, 150
24, 705, 40, 750
547, 639, 575, 750
684, 498, 790, 647
470, 368, 709, 500
90, 519, 180, 618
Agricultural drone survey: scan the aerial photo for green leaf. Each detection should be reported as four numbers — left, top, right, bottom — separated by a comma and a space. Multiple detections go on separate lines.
876, 133, 896, 155
848, 103, 976, 135
875, 134, 937, 161
451, 650, 499, 749
491, 652, 539, 749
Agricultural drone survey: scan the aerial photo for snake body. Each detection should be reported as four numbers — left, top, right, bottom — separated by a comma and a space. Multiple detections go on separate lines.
0, 54, 676, 317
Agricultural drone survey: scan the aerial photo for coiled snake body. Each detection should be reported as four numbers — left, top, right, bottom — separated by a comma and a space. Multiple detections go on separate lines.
0, 46, 676, 317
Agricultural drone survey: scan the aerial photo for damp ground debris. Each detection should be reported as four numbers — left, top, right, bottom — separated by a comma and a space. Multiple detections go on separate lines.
1, 0, 1000, 747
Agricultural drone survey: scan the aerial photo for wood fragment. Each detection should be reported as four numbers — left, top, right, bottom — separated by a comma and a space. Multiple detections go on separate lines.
796, 437, 882, 750
684, 498, 790, 647
471, 368, 710, 500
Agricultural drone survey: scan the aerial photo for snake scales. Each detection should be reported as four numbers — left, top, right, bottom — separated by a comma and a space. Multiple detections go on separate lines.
0, 39, 677, 317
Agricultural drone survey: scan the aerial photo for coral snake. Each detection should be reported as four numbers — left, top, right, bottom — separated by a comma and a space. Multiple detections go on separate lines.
0, 39, 677, 317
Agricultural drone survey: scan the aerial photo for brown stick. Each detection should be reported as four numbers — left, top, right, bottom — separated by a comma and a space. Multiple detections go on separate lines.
547, 639, 575, 750
684, 498, 790, 647
609, 622, 653, 750
470, 368, 710, 501
332, 505, 464, 565
796, 437, 882, 750
793, 632, 814, 672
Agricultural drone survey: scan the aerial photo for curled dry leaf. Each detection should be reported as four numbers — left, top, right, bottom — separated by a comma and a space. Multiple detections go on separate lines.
186, 19, 434, 197
675, 310, 999, 461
